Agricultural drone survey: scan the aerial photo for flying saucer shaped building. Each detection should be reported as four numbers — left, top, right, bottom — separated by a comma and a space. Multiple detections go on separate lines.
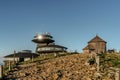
32, 32, 67, 54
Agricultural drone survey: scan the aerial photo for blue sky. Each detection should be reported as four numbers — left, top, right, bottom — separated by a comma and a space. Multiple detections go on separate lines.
0, 0, 120, 59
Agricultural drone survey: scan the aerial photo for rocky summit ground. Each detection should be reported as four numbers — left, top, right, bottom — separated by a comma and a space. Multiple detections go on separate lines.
5, 53, 120, 80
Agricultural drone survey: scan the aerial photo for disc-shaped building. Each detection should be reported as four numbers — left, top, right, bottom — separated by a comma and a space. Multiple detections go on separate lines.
32, 32, 67, 54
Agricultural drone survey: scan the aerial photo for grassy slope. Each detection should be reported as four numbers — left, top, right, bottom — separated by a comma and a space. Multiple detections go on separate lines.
5, 53, 120, 80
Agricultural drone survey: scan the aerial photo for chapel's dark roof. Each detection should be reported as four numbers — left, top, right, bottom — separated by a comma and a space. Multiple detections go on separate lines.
88, 35, 106, 43
4, 52, 39, 58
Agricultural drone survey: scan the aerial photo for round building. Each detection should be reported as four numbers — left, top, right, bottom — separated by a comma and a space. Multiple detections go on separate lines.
32, 32, 67, 54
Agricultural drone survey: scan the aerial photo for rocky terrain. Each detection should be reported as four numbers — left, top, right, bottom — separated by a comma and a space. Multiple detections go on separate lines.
5, 53, 120, 80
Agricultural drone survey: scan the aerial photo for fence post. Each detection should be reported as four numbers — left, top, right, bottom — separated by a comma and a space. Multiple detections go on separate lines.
96, 55, 100, 72
115, 69, 120, 80
0, 65, 3, 79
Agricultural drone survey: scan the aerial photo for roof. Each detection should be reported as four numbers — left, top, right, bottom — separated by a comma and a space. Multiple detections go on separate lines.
32, 33, 55, 43
37, 50, 67, 53
32, 38, 55, 43
83, 45, 95, 50
43, 34, 53, 38
88, 35, 106, 43
4, 52, 39, 58
38, 44, 68, 49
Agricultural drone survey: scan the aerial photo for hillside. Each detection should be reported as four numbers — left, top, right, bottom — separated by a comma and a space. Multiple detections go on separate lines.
5, 53, 120, 80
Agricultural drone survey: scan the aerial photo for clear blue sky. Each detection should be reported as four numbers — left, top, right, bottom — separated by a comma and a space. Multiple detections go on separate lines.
0, 0, 120, 58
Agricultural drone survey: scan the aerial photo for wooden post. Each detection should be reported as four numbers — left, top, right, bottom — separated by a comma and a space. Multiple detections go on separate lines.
96, 55, 100, 72
13, 50, 16, 65
9, 60, 11, 71
115, 69, 120, 80
54, 53, 57, 57
0, 65, 3, 79
32, 54, 33, 62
